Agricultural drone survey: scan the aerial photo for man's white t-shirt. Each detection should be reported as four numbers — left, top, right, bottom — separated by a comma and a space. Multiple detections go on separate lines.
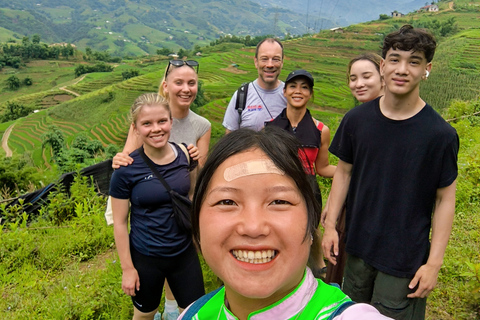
223, 79, 287, 132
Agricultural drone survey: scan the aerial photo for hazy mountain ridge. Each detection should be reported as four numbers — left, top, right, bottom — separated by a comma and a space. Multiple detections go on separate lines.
251, 0, 430, 25
0, 0, 444, 57
0, 0, 329, 56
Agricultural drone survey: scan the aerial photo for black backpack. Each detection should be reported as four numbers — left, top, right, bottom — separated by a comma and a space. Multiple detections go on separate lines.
235, 82, 249, 125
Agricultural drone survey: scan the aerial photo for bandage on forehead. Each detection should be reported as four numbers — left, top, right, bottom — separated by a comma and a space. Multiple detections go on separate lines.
224, 159, 284, 181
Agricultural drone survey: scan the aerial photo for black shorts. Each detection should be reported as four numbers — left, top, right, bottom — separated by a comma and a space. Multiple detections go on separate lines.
130, 243, 205, 313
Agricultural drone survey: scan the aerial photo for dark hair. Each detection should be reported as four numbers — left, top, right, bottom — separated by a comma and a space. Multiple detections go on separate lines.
284, 69, 314, 93
382, 24, 436, 62
346, 53, 382, 84
255, 38, 284, 59
191, 127, 319, 249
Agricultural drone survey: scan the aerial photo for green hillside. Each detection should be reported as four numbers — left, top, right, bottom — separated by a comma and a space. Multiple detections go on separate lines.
0, 0, 328, 56
3, 4, 480, 166
1, 2, 479, 318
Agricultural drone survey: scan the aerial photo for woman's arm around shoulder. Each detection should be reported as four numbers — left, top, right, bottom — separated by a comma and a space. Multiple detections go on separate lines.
315, 123, 336, 178
112, 124, 140, 169
196, 128, 211, 167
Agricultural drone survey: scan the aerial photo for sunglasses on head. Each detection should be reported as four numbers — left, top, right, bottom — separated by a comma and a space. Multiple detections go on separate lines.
165, 60, 199, 77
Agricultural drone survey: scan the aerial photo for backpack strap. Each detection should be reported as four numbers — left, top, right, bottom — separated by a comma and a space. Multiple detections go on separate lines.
181, 287, 223, 319
178, 142, 198, 171
177, 143, 190, 165
235, 82, 249, 125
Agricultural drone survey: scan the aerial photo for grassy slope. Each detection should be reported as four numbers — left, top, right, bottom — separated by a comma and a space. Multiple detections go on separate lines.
1, 3, 479, 318
7, 7, 480, 165
0, 0, 313, 55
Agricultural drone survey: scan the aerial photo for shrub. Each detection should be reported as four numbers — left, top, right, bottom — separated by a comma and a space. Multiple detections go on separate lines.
0, 155, 40, 196
6, 75, 20, 90
23, 76, 33, 86
121, 69, 140, 80
74, 62, 114, 77
1, 101, 33, 122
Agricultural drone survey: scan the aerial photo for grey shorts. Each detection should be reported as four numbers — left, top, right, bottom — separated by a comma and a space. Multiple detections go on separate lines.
343, 255, 426, 320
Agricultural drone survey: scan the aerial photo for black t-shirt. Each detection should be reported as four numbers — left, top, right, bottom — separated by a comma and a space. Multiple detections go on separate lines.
109, 143, 192, 257
329, 97, 459, 277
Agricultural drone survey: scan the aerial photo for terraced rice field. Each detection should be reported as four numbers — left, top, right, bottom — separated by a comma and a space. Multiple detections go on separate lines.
6, 19, 480, 168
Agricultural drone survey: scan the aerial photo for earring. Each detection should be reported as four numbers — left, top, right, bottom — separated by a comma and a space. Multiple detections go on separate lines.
425, 70, 430, 78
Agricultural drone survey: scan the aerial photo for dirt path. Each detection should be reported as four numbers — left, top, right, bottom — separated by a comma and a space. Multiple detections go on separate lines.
1, 124, 14, 157
59, 74, 86, 97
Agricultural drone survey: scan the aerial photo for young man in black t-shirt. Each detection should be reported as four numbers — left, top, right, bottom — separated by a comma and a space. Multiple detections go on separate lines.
322, 25, 459, 320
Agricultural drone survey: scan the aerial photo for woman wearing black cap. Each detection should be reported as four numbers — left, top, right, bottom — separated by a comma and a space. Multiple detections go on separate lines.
266, 69, 336, 279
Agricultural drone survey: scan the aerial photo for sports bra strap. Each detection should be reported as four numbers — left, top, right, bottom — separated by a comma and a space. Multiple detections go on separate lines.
317, 121, 324, 131
312, 117, 324, 131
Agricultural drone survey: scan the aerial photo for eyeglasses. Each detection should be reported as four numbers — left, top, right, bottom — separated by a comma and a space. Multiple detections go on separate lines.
165, 60, 199, 78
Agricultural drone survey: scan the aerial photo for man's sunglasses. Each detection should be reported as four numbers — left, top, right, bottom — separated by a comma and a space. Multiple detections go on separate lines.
165, 60, 199, 77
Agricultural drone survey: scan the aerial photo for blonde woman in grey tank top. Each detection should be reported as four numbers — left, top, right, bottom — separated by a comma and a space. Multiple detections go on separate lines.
110, 60, 211, 320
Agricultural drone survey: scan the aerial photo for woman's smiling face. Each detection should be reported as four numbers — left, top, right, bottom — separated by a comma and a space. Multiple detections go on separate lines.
133, 104, 172, 150
284, 77, 312, 109
163, 66, 198, 110
349, 59, 383, 103
198, 148, 310, 306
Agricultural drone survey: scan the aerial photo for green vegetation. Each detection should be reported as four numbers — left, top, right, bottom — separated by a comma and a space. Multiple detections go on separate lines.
0, 101, 32, 122
0, 154, 48, 196
0, 34, 72, 70
1, 98, 478, 319
121, 69, 140, 81
74, 62, 114, 78
0, 0, 317, 56
0, 1, 479, 318
5, 75, 20, 90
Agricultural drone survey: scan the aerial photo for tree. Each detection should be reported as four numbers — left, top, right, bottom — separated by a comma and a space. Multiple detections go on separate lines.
42, 126, 65, 160
0, 155, 39, 196
61, 45, 70, 59
7, 56, 22, 68
122, 69, 140, 80
177, 48, 188, 59
32, 34, 41, 44
50, 46, 60, 59
6, 75, 20, 90
191, 80, 208, 111
1, 102, 32, 122
156, 48, 171, 56
23, 76, 33, 86
105, 144, 119, 159
74, 65, 86, 77
61, 44, 74, 60
85, 140, 104, 155
71, 134, 89, 150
